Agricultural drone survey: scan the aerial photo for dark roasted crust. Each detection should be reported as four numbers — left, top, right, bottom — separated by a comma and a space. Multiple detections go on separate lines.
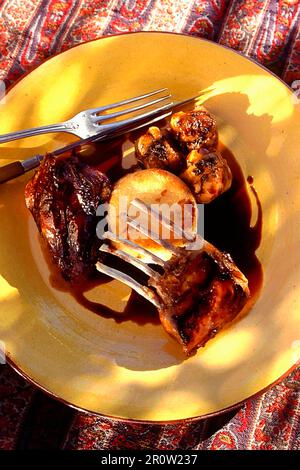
170, 108, 218, 152
149, 243, 250, 355
180, 150, 232, 203
135, 126, 184, 173
134, 108, 231, 204
25, 154, 111, 282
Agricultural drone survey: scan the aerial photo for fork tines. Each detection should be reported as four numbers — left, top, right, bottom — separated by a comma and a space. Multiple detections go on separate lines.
91, 88, 173, 132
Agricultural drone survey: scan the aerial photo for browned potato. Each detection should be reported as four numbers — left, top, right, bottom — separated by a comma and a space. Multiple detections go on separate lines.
180, 149, 232, 203
135, 126, 183, 173
170, 107, 218, 152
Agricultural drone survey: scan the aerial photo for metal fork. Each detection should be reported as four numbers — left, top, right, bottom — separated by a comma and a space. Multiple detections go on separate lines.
96, 198, 202, 307
0, 90, 173, 183
0, 88, 172, 143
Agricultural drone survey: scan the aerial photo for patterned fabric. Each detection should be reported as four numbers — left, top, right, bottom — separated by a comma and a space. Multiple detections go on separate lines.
0, 0, 300, 450
1, 0, 299, 86
0, 365, 35, 450
219, 0, 300, 82
64, 368, 300, 450
1, 364, 299, 450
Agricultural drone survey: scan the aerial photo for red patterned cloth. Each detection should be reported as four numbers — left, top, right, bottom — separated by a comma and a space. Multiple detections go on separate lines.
65, 368, 300, 450
1, 0, 300, 86
0, 0, 300, 450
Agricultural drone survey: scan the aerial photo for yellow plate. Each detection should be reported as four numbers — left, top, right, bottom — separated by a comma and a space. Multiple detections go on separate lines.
0, 32, 300, 422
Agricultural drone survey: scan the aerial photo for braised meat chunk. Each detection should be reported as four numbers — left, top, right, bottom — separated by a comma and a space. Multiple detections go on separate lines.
170, 107, 218, 152
25, 155, 111, 282
180, 149, 232, 203
135, 126, 183, 172
134, 108, 230, 203
149, 242, 250, 355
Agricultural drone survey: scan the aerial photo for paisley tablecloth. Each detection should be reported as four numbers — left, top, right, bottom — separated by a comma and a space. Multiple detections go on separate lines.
0, 0, 300, 450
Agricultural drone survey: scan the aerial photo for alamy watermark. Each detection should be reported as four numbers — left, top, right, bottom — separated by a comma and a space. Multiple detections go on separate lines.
0, 80, 6, 105
291, 80, 300, 105
0, 340, 6, 364
96, 197, 204, 251
291, 339, 300, 364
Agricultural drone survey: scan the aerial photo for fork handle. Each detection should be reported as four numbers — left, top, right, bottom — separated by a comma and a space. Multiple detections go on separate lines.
0, 122, 70, 144
0, 161, 25, 183
0, 155, 42, 183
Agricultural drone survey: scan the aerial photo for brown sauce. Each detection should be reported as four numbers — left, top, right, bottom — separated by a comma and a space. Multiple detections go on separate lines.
204, 144, 263, 298
45, 241, 160, 325
45, 132, 263, 324
54, 273, 159, 325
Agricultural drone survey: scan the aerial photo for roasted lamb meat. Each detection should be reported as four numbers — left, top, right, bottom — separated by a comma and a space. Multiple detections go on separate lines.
149, 242, 250, 355
25, 154, 111, 282
135, 126, 183, 172
180, 149, 232, 203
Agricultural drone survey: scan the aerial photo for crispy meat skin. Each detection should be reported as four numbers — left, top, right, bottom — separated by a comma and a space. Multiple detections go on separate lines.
180, 149, 232, 203
135, 126, 183, 173
25, 155, 111, 282
170, 108, 218, 152
149, 243, 250, 355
